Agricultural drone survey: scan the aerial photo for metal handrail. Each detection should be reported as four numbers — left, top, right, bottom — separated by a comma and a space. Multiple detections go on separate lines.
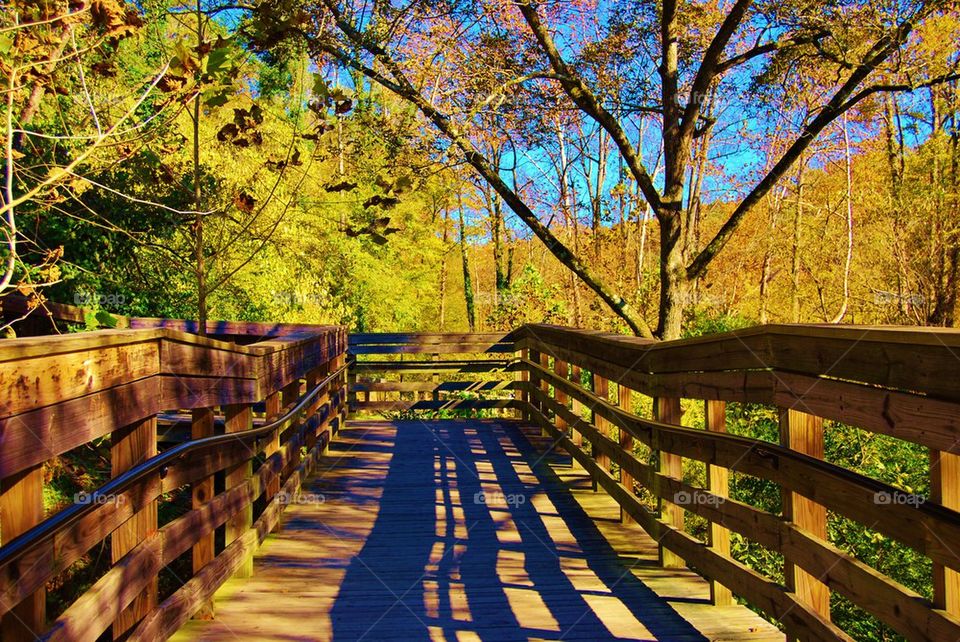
0, 362, 347, 570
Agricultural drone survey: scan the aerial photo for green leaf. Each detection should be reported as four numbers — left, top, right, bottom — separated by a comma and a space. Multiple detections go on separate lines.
204, 89, 230, 108
0, 34, 12, 56
207, 46, 233, 76
95, 310, 119, 328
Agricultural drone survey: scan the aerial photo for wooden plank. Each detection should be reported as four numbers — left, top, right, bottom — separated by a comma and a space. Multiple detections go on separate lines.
0, 340, 160, 417
618, 385, 633, 525
352, 399, 520, 412
0, 464, 45, 641
705, 400, 733, 606
350, 360, 510, 374
0, 376, 161, 481
932, 449, 960, 616
224, 404, 254, 579
570, 365, 583, 447
347, 342, 515, 355
191, 408, 216, 621
654, 397, 684, 569
780, 409, 831, 624
111, 416, 159, 638
593, 375, 611, 484
350, 380, 516, 393
347, 332, 508, 345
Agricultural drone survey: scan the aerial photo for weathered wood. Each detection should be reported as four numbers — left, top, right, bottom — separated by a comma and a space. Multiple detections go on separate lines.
780, 408, 831, 625
932, 449, 960, 616
654, 397, 684, 569
704, 400, 733, 606
525, 358, 960, 573
593, 375, 611, 488
0, 341, 160, 418
530, 384, 960, 641
528, 405, 852, 642
0, 463, 45, 641
619, 385, 633, 525
351, 399, 520, 412
223, 404, 254, 579
111, 416, 159, 639
191, 408, 216, 621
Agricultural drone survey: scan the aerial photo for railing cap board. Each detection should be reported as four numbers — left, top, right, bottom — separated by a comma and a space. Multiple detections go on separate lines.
0, 327, 344, 363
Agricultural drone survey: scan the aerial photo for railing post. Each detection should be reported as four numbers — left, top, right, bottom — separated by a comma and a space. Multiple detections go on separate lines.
224, 403, 254, 578
654, 397, 684, 568
518, 347, 530, 422
932, 449, 960, 615
618, 384, 633, 524
570, 365, 583, 447
282, 380, 302, 468
705, 400, 733, 605
264, 390, 282, 505
529, 348, 541, 427
0, 464, 45, 641
538, 352, 550, 436
554, 359, 569, 438
592, 374, 610, 492
111, 415, 159, 638
779, 408, 830, 625
191, 407, 216, 620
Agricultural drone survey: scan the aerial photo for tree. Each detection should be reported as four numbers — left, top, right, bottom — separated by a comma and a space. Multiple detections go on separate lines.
266, 0, 960, 338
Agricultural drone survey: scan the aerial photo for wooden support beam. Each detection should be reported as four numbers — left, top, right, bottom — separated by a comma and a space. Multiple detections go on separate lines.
932, 448, 960, 616
529, 349, 541, 428
570, 365, 583, 447
190, 408, 215, 621
264, 391, 282, 503
779, 408, 830, 624
111, 416, 158, 639
223, 403, 254, 579
554, 359, 569, 437
539, 352, 550, 436
518, 348, 530, 422
593, 375, 611, 491
619, 385, 633, 524
654, 397, 684, 568
0, 464, 45, 641
705, 400, 734, 606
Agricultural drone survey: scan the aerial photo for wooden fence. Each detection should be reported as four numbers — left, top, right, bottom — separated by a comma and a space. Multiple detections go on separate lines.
0, 320, 347, 641
511, 323, 960, 641
347, 332, 521, 415
3, 320, 960, 641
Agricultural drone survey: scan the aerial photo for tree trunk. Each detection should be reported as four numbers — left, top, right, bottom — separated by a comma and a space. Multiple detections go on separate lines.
791, 161, 806, 323
457, 194, 475, 332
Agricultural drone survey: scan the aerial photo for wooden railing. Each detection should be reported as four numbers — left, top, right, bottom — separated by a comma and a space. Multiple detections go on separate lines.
510, 324, 960, 641
347, 332, 521, 415
4, 320, 960, 641
0, 320, 347, 641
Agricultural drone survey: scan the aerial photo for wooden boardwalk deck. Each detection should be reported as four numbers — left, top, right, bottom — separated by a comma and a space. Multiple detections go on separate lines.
173, 419, 782, 641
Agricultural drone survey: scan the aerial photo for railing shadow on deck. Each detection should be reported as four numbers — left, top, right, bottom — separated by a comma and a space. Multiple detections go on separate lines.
322, 419, 708, 641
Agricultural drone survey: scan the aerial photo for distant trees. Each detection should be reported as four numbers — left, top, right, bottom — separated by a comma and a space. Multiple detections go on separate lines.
273, 0, 960, 338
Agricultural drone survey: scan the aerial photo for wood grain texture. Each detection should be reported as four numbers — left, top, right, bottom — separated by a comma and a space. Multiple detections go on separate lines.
111, 416, 159, 638
171, 420, 781, 642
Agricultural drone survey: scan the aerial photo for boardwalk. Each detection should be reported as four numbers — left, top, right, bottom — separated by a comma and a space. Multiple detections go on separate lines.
173, 419, 781, 642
